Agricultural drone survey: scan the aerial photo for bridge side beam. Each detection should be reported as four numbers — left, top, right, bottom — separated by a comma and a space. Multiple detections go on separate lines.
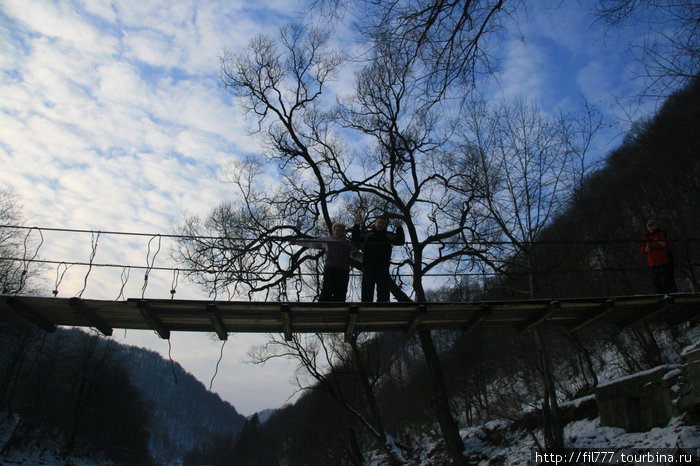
405, 304, 427, 339
69, 297, 113, 336
137, 300, 170, 339
617, 295, 675, 329
281, 304, 292, 341
345, 305, 359, 342
6, 296, 56, 333
518, 300, 560, 333
207, 303, 228, 341
461, 305, 491, 336
568, 299, 615, 333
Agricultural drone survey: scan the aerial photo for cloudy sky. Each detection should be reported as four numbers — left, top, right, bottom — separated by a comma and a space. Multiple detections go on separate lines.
1, 0, 660, 416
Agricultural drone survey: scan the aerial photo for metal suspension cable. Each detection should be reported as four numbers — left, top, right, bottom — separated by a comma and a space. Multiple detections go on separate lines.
2, 224, 698, 290
2, 224, 698, 246
1, 256, 697, 279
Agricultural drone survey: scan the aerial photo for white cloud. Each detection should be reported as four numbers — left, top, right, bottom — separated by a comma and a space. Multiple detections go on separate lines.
123, 28, 182, 68
0, 0, 304, 415
96, 61, 146, 105
3, 0, 111, 54
79, 0, 118, 23
492, 37, 548, 102
0, 0, 670, 417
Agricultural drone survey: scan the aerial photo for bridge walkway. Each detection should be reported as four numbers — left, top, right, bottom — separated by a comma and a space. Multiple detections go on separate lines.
1, 293, 699, 341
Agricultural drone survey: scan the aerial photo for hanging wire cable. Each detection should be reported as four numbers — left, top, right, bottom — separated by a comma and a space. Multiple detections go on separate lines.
141, 234, 161, 299
170, 268, 180, 300
1, 224, 699, 297
1, 255, 698, 280
4, 223, 695, 246
167, 339, 178, 385
295, 265, 303, 301
116, 266, 131, 301
52, 261, 70, 297
77, 231, 99, 298
17, 226, 44, 294
209, 339, 227, 390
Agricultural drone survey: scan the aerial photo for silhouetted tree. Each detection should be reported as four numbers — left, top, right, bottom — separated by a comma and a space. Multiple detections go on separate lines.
173, 20, 506, 463
593, 0, 699, 99
0, 189, 42, 295
0, 328, 152, 464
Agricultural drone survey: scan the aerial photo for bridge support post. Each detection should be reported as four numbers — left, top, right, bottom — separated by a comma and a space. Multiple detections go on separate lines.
137, 300, 169, 339
281, 304, 292, 341
345, 305, 358, 342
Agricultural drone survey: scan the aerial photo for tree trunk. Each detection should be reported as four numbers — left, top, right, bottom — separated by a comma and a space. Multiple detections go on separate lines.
534, 328, 563, 449
348, 427, 366, 466
349, 337, 406, 465
418, 330, 465, 465
392, 283, 464, 464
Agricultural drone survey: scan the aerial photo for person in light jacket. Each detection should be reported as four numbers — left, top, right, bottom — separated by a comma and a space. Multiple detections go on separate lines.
352, 214, 404, 302
290, 223, 358, 302
640, 218, 676, 294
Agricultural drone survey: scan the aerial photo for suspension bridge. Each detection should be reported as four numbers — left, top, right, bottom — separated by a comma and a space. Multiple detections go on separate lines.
2, 225, 699, 341
2, 292, 699, 341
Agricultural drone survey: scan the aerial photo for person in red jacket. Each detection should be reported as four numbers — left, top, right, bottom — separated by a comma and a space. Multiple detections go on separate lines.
640, 218, 676, 294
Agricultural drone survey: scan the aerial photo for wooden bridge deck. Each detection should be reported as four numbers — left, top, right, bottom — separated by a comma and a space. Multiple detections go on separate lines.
1, 293, 699, 341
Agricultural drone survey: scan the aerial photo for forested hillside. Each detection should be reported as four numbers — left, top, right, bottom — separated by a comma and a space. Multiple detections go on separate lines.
1, 0, 697, 464
0, 326, 246, 464
499, 75, 700, 300
116, 344, 247, 463
191, 77, 700, 465
0, 73, 696, 466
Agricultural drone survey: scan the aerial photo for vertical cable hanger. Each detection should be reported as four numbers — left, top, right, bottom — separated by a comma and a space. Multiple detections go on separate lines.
116, 266, 131, 301
52, 262, 70, 297
17, 227, 44, 294
170, 268, 180, 300
295, 265, 303, 301
209, 339, 227, 390
77, 231, 99, 298
141, 234, 161, 299
163, 337, 178, 385
211, 274, 219, 301
117, 266, 131, 338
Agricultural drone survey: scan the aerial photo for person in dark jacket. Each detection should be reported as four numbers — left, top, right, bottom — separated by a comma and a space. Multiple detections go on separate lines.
352, 214, 405, 302
640, 218, 676, 294
290, 223, 358, 302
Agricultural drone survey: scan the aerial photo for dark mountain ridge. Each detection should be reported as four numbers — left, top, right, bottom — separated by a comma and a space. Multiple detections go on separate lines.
115, 342, 247, 464
0, 325, 246, 464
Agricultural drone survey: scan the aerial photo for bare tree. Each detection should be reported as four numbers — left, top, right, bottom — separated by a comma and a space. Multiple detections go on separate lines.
62, 333, 117, 458
250, 332, 408, 464
593, 0, 699, 99
309, 0, 517, 101
461, 96, 603, 298
458, 96, 604, 449
173, 22, 498, 462
174, 26, 347, 300
0, 189, 42, 295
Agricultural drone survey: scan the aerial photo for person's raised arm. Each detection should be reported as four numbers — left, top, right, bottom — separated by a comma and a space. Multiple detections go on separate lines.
289, 236, 327, 250
352, 217, 364, 244
392, 221, 405, 246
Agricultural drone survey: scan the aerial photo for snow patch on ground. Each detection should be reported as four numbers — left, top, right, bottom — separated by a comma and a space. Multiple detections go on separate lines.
0, 414, 115, 466
402, 414, 700, 465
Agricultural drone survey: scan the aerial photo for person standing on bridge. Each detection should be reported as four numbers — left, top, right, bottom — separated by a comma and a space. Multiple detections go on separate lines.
640, 218, 677, 294
290, 222, 359, 302
352, 214, 405, 302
